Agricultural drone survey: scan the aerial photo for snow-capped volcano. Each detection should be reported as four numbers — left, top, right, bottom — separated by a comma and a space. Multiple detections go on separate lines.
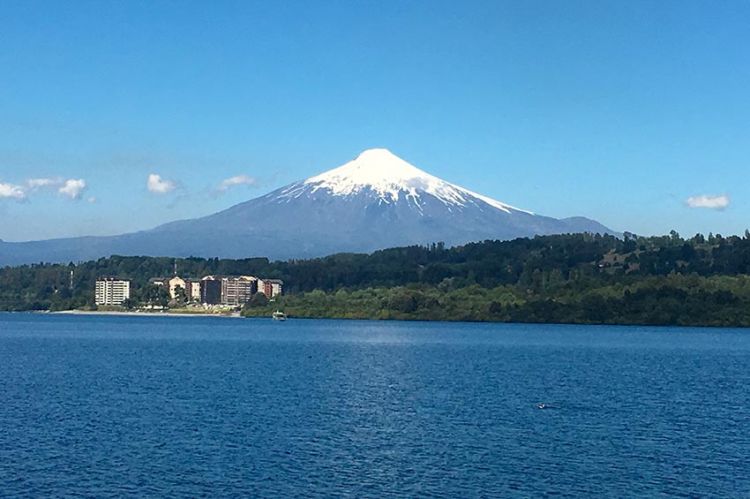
281, 148, 527, 214
0, 149, 616, 265
279, 148, 530, 215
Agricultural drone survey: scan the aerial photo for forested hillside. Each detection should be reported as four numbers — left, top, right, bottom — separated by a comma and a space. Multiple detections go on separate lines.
3, 231, 750, 326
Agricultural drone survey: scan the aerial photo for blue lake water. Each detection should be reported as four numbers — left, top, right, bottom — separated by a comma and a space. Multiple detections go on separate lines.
1, 313, 749, 497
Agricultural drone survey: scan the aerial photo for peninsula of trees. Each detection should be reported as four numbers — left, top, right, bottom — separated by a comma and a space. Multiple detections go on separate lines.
3, 231, 750, 327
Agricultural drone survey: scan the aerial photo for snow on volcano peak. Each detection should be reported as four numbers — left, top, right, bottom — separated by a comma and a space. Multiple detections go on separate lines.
303, 148, 443, 200
290, 148, 530, 213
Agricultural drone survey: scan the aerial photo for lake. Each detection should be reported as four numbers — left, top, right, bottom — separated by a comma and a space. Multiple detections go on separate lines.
1, 313, 749, 496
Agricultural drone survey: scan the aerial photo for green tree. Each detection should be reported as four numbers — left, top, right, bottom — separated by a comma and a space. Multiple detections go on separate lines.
247, 292, 269, 308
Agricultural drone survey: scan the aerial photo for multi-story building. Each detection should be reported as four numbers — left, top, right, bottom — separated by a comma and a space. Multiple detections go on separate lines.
151, 276, 201, 302
200, 276, 222, 304
166, 276, 186, 300
149, 277, 167, 287
95, 278, 131, 306
188, 280, 201, 302
258, 278, 283, 298
147, 274, 283, 307
221, 276, 257, 306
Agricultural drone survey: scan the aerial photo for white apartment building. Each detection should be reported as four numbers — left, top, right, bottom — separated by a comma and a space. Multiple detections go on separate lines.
167, 276, 187, 300
95, 278, 131, 306
189, 281, 201, 302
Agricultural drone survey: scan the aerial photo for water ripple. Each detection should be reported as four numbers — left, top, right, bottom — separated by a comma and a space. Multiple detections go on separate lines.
1, 314, 750, 496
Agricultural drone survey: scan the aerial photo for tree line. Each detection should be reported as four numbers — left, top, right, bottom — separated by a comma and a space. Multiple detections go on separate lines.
4, 231, 750, 326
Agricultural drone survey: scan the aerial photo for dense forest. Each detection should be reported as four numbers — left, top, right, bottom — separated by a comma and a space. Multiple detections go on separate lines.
3, 231, 750, 326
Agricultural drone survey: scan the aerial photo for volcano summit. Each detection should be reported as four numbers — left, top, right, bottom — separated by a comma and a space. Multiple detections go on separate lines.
0, 149, 614, 265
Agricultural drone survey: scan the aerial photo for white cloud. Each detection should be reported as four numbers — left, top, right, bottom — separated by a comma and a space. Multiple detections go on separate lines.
27, 177, 61, 190
0, 182, 27, 200
216, 174, 258, 194
58, 179, 87, 200
686, 194, 730, 210
1, 177, 90, 202
87, 196, 97, 204
147, 173, 176, 194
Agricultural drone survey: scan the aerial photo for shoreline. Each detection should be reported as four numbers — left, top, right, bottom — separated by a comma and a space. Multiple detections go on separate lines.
51, 310, 243, 319
11, 310, 747, 329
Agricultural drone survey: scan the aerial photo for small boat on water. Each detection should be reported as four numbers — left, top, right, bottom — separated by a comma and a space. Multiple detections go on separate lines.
272, 310, 287, 321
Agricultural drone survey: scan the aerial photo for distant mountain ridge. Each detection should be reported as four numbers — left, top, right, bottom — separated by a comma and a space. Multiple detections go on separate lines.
0, 149, 616, 266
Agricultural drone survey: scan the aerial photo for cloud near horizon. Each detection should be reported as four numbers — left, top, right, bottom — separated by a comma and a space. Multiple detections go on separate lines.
27, 177, 61, 190
147, 173, 177, 194
0, 181, 27, 200
1, 177, 88, 201
214, 174, 258, 195
58, 179, 87, 200
686, 194, 730, 210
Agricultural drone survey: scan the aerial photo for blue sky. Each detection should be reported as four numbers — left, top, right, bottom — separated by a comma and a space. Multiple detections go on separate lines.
1, 0, 748, 241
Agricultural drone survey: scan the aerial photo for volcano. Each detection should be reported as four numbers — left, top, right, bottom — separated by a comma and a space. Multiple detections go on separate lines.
0, 148, 615, 265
